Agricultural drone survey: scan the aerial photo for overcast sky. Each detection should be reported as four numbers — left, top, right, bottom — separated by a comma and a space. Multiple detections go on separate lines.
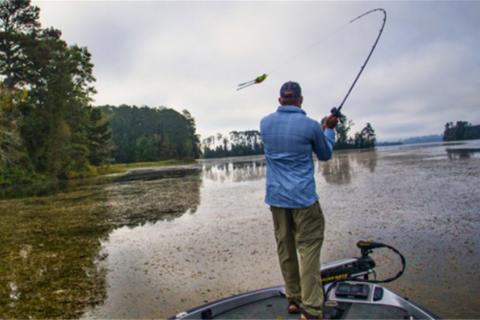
33, 1, 480, 141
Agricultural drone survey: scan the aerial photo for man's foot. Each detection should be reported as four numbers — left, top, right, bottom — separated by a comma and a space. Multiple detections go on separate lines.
288, 299, 300, 314
299, 309, 322, 320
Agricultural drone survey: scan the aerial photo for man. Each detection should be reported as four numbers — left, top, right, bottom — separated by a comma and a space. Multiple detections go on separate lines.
260, 81, 338, 319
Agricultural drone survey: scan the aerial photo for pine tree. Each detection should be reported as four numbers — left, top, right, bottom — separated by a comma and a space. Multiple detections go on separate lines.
1, 1, 101, 180
0, 84, 34, 189
87, 107, 112, 165
0, 0, 40, 88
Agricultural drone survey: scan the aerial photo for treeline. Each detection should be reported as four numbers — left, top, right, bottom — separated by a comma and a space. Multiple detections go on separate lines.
201, 117, 376, 158
443, 121, 480, 141
0, 0, 103, 188
333, 116, 376, 150
99, 105, 200, 163
377, 135, 443, 146
202, 130, 262, 158
0, 1, 199, 194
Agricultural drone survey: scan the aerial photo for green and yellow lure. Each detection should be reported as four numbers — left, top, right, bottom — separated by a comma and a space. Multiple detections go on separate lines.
237, 73, 268, 91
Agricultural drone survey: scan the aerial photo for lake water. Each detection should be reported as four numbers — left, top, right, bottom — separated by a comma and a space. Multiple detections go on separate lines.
1, 140, 479, 318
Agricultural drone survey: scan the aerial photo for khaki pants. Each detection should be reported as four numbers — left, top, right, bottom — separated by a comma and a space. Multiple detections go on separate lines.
271, 201, 325, 317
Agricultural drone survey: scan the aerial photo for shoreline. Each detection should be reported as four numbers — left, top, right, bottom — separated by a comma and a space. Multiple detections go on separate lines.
0, 159, 198, 200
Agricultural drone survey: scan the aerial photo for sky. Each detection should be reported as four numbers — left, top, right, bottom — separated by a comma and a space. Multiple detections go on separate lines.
32, 1, 480, 141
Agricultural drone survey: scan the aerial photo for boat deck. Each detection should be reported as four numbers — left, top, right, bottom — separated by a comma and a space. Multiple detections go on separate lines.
213, 295, 410, 319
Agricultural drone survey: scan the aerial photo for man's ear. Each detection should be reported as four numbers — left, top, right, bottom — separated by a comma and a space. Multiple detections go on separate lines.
278, 97, 283, 105
299, 96, 303, 105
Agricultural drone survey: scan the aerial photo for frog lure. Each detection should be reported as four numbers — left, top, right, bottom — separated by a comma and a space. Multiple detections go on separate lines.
236, 73, 268, 91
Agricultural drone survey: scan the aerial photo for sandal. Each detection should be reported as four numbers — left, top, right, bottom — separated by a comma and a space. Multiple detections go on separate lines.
300, 309, 322, 320
288, 299, 300, 314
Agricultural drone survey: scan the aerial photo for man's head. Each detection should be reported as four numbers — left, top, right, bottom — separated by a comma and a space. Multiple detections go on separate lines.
279, 81, 303, 107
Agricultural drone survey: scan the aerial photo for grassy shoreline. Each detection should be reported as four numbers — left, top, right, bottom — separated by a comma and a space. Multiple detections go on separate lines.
1, 159, 197, 199
93, 159, 196, 176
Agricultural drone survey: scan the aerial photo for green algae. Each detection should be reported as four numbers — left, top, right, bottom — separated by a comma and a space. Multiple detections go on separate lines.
0, 185, 109, 318
0, 171, 201, 319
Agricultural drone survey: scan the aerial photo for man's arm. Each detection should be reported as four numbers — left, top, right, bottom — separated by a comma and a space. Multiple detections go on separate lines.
312, 115, 338, 161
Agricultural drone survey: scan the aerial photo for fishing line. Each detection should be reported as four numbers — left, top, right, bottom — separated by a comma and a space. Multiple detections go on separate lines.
331, 8, 387, 118
236, 20, 351, 91
267, 20, 351, 75
237, 8, 387, 105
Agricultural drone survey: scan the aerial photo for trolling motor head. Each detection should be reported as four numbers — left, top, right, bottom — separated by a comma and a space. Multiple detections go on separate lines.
357, 240, 387, 257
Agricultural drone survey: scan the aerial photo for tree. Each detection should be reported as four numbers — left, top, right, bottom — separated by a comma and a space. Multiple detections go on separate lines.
201, 130, 264, 158
443, 120, 478, 141
87, 107, 112, 165
335, 117, 354, 148
454, 121, 471, 140
182, 109, 201, 159
332, 114, 376, 150
20, 29, 96, 177
360, 122, 376, 148
100, 105, 201, 163
0, 0, 40, 88
0, 84, 35, 190
1, 0, 103, 182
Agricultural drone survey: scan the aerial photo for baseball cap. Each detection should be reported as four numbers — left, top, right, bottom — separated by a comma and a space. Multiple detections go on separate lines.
280, 81, 302, 98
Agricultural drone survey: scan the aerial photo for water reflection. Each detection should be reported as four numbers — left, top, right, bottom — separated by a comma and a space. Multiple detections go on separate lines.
201, 150, 378, 186
113, 167, 201, 183
202, 158, 266, 182
319, 150, 378, 185
0, 172, 202, 318
446, 148, 480, 160
321, 154, 352, 185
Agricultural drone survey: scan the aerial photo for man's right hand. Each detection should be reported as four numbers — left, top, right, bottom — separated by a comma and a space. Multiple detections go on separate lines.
322, 115, 338, 129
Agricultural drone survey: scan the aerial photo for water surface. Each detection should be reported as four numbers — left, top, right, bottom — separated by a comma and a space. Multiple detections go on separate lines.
1, 140, 479, 318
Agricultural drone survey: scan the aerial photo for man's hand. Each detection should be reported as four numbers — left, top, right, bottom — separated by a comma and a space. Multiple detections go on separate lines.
322, 115, 338, 129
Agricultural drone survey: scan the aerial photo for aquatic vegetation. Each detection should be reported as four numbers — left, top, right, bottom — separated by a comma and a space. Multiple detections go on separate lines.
0, 186, 109, 318
0, 172, 201, 318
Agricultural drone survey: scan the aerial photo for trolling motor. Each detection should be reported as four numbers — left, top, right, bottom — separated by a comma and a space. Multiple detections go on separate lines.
320, 240, 406, 319
356, 240, 406, 283
321, 240, 406, 285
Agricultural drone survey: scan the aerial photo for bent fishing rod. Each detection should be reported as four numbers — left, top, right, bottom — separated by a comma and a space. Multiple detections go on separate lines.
237, 8, 388, 120
331, 8, 387, 119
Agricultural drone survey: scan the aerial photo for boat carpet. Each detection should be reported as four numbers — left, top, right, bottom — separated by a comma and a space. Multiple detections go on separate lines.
214, 296, 410, 319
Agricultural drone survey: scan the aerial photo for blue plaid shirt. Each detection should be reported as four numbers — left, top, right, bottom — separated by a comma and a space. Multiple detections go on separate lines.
260, 105, 335, 208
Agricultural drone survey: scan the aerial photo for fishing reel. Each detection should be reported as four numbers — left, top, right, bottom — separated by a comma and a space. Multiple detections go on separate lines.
330, 107, 347, 125
330, 107, 344, 119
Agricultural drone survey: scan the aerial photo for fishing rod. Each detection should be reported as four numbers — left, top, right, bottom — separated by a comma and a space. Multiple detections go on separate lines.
237, 8, 388, 118
331, 8, 387, 118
